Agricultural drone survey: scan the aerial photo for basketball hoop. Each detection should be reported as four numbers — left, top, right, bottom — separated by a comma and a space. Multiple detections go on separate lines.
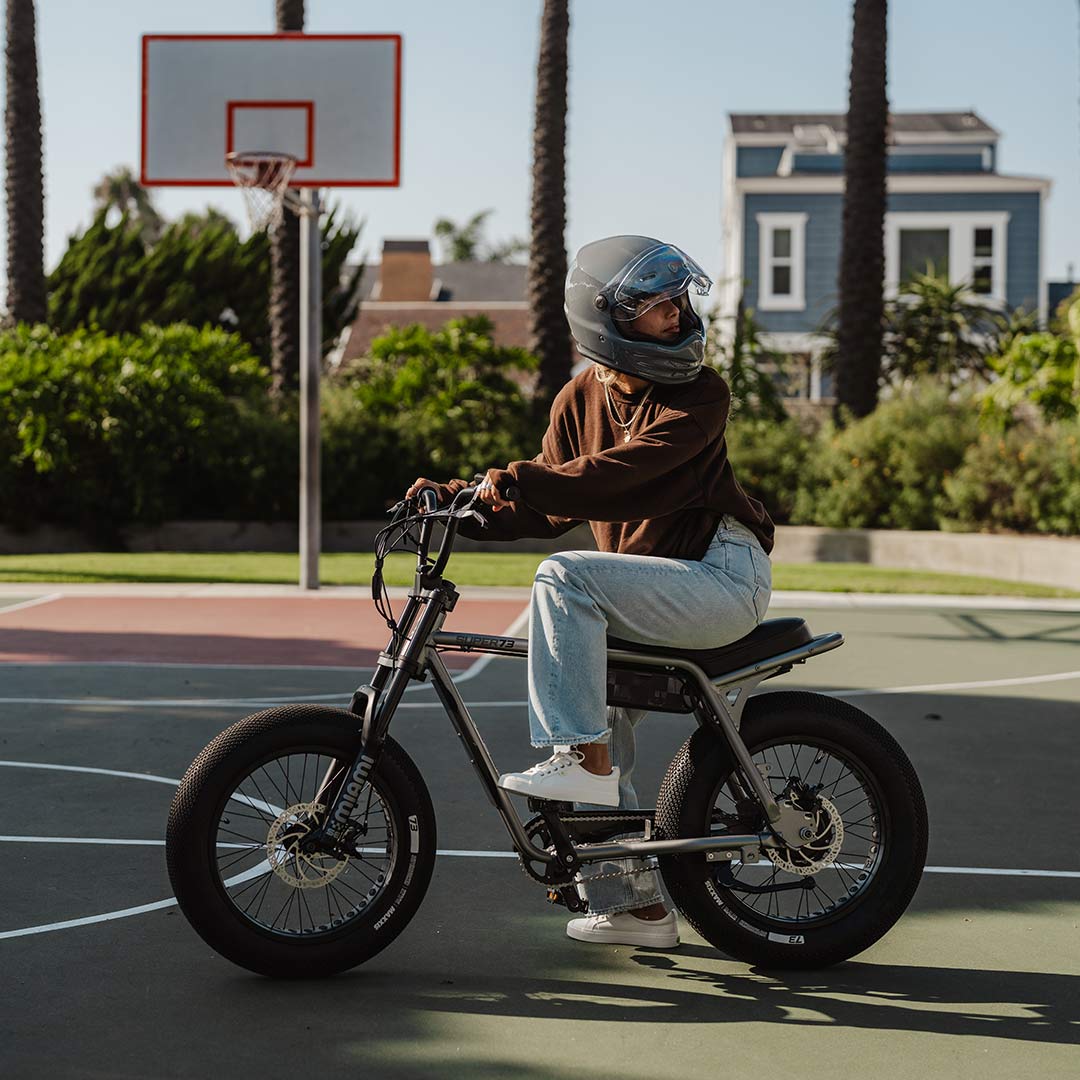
225, 150, 304, 232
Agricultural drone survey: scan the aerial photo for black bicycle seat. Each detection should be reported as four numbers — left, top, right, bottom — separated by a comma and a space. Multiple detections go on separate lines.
607, 617, 813, 679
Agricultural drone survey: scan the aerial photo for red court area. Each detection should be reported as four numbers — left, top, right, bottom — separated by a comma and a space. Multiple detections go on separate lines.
0, 596, 527, 667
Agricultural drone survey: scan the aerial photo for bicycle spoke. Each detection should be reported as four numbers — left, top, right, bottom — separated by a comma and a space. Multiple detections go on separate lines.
212, 751, 398, 940
716, 740, 883, 927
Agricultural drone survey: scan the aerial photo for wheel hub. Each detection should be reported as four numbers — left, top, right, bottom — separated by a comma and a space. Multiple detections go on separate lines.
265, 801, 349, 888
766, 795, 844, 876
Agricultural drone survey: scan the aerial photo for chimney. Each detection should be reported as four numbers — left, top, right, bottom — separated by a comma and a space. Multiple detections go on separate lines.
378, 239, 433, 301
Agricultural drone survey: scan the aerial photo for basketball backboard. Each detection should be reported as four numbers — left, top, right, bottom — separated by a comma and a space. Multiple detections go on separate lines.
140, 34, 402, 188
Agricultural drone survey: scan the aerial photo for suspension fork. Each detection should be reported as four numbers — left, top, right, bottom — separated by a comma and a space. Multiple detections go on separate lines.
311, 586, 454, 844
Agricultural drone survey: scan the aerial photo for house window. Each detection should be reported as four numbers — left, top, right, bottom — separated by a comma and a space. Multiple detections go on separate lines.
885, 212, 1009, 303
972, 227, 994, 295
898, 228, 950, 281
756, 212, 807, 310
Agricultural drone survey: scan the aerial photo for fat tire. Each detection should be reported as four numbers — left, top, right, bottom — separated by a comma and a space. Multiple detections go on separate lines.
166, 704, 436, 977
656, 691, 927, 969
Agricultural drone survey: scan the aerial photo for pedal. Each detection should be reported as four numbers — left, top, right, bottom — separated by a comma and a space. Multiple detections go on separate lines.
545, 886, 588, 913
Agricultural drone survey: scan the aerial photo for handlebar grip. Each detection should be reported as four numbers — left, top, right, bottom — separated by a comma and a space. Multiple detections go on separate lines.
419, 488, 440, 513
500, 484, 521, 502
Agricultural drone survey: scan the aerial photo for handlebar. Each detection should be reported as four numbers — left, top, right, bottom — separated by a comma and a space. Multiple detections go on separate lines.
380, 477, 522, 585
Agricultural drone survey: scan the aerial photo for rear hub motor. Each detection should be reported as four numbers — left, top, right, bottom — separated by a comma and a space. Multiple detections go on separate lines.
766, 795, 844, 876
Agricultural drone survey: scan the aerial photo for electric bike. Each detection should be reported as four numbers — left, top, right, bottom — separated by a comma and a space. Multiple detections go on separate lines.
166, 483, 928, 977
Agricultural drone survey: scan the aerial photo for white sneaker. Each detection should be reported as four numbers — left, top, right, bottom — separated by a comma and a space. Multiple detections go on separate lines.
497, 750, 620, 806
566, 910, 680, 948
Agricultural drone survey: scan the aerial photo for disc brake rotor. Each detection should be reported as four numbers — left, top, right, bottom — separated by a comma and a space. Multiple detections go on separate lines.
766, 796, 844, 876
265, 800, 348, 889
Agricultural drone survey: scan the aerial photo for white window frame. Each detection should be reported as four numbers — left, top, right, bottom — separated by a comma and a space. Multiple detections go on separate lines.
756, 212, 807, 311
884, 211, 1009, 305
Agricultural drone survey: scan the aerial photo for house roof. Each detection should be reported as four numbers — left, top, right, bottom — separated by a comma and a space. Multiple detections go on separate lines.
351, 261, 527, 303
730, 110, 998, 138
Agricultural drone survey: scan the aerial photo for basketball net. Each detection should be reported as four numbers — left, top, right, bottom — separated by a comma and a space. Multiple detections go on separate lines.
225, 151, 302, 232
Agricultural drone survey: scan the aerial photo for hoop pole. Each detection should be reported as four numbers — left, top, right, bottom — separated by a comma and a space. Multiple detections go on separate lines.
299, 188, 322, 590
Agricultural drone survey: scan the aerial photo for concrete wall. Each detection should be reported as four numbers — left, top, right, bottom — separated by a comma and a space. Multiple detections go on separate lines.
2, 521, 1078, 591
771, 525, 1080, 592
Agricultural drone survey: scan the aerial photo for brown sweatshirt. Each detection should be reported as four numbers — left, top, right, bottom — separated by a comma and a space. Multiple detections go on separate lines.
453, 366, 774, 560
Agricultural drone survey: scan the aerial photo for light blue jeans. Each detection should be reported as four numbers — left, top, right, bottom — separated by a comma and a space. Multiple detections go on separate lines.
526, 514, 773, 915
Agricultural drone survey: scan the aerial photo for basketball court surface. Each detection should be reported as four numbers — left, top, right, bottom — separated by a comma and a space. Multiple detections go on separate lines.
1, 585, 1077, 1078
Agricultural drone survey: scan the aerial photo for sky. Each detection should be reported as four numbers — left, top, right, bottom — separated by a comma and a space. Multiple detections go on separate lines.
4, 0, 1080, 290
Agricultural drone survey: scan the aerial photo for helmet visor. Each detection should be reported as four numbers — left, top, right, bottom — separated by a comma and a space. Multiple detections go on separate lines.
606, 244, 712, 319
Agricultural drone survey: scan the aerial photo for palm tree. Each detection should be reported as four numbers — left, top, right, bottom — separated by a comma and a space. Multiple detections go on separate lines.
834, 0, 888, 423
434, 210, 492, 262
4, 0, 46, 325
433, 210, 528, 263
527, 0, 572, 407
92, 166, 164, 242
268, 0, 304, 394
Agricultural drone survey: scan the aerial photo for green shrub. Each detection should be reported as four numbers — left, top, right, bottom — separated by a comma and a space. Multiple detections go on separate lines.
47, 204, 364, 367
940, 421, 1080, 535
725, 415, 816, 525
979, 332, 1079, 431
792, 379, 981, 530
330, 316, 544, 515
0, 323, 289, 538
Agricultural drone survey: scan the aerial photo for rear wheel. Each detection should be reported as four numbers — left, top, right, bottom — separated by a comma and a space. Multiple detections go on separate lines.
166, 705, 436, 977
657, 691, 927, 968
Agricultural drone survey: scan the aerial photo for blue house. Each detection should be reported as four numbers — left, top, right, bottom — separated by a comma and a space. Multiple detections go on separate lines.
720, 110, 1051, 401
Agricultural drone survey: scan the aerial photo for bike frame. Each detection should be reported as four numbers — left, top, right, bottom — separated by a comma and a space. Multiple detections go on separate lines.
316, 497, 844, 875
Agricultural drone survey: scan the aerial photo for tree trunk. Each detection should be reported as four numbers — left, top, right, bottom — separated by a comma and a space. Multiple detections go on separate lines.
4, 0, 46, 325
527, 0, 571, 408
269, 0, 305, 394
835, 0, 888, 423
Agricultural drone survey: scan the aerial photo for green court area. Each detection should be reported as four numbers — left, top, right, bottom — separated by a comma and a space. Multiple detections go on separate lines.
0, 551, 1076, 597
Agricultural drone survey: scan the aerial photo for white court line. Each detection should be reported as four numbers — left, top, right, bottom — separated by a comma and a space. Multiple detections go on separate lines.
816, 669, 1080, 696
0, 760, 182, 786
0, 605, 528, 706
7, 659, 1080, 711
0, 843, 1076, 942
0, 697, 527, 709
0, 593, 62, 616
1, 835, 1078, 880
1, 835, 1077, 881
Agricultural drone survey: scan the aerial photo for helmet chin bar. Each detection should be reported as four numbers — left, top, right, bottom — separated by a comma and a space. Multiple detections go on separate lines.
591, 352, 703, 385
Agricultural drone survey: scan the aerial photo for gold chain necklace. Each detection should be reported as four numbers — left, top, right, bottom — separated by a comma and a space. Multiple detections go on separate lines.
603, 380, 653, 443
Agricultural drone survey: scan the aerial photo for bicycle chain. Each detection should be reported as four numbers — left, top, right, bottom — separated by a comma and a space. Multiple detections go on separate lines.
520, 811, 662, 888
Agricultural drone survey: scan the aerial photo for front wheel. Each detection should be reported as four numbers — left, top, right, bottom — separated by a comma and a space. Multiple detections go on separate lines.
657, 691, 927, 969
166, 704, 436, 977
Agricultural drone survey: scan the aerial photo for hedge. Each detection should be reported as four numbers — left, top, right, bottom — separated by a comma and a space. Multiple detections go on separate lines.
2, 325, 1077, 541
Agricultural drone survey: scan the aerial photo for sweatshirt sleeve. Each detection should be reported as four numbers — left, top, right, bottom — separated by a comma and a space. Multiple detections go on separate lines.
455, 405, 584, 541
491, 396, 728, 523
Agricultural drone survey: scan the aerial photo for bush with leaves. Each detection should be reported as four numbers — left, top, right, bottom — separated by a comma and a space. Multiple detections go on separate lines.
725, 415, 815, 525
0, 323, 292, 539
818, 270, 1038, 395
47, 203, 364, 364
978, 331, 1079, 431
704, 300, 789, 422
940, 421, 1080, 535
792, 378, 981, 530
327, 316, 544, 516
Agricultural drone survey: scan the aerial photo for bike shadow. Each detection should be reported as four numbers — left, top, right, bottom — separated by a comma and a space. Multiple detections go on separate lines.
235, 948, 1078, 1046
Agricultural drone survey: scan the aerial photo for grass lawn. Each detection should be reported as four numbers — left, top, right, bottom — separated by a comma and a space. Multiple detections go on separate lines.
0, 551, 1077, 598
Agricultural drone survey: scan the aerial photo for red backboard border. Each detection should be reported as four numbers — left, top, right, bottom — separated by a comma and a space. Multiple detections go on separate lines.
140, 33, 402, 188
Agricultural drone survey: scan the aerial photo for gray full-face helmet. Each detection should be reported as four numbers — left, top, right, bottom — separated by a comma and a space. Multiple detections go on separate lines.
565, 235, 713, 384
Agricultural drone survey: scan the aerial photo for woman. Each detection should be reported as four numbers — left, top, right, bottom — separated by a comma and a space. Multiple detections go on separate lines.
407, 235, 775, 948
